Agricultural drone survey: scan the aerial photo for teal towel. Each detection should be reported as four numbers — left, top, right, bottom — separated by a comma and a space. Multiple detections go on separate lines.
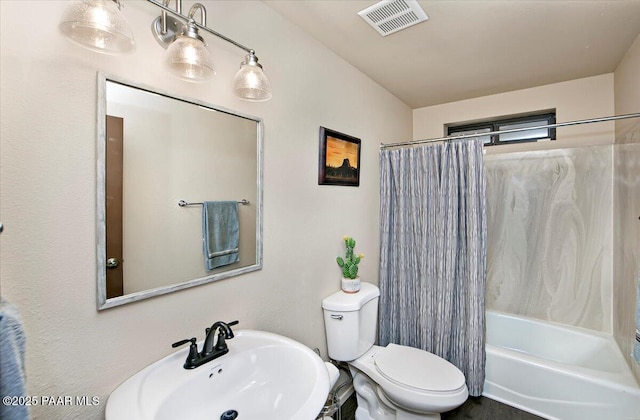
0, 299, 28, 420
202, 201, 239, 270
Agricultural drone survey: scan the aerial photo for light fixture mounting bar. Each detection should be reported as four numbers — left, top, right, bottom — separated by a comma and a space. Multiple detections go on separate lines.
145, 0, 252, 53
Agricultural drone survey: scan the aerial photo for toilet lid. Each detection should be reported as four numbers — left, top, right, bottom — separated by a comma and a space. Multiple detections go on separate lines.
374, 344, 466, 392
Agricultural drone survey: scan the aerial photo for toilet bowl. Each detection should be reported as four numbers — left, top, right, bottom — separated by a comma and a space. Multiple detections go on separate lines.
322, 283, 468, 420
349, 345, 468, 419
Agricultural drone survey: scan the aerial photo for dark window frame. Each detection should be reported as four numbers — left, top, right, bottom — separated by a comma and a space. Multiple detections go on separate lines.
447, 112, 556, 146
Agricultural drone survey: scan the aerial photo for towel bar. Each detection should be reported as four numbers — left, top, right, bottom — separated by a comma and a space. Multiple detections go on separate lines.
178, 199, 250, 207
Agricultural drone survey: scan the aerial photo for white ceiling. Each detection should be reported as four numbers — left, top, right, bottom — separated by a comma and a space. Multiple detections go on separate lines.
264, 0, 640, 109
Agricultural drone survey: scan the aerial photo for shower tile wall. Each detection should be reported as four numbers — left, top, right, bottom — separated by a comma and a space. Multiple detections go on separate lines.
613, 141, 640, 377
484, 145, 613, 332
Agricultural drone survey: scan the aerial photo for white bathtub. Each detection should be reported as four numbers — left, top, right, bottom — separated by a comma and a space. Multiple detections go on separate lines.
483, 310, 640, 420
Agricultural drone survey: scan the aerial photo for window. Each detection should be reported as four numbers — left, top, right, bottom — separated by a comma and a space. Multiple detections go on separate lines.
447, 112, 556, 146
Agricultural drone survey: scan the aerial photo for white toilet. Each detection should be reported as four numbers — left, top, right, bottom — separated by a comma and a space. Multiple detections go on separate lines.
322, 282, 468, 420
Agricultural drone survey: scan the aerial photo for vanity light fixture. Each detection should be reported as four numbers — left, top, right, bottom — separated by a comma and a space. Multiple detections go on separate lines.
59, 0, 272, 100
59, 0, 135, 54
232, 51, 272, 102
161, 4, 215, 82
150, 0, 272, 100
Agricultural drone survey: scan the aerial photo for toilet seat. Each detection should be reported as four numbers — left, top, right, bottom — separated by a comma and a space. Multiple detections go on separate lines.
374, 343, 466, 393
349, 344, 469, 415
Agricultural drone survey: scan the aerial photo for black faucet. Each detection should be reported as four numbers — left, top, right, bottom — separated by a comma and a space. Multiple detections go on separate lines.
172, 320, 239, 369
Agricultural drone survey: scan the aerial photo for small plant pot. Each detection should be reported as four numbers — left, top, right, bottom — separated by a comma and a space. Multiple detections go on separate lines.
341, 277, 361, 293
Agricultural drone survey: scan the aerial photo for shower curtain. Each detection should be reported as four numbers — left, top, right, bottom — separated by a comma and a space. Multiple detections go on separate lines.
378, 138, 487, 396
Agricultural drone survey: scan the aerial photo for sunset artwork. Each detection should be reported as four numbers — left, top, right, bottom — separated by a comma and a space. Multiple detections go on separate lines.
318, 127, 361, 186
327, 136, 358, 169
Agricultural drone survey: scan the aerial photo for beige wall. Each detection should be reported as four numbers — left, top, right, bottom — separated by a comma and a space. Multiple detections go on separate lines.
613, 33, 640, 383
0, 1, 412, 419
413, 74, 615, 153
614, 33, 640, 145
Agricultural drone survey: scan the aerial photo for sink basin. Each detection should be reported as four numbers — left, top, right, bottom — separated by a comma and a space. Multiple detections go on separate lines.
106, 330, 338, 420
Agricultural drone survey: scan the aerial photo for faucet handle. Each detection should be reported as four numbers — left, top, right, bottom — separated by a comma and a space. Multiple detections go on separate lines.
213, 321, 240, 352
172, 337, 200, 369
226, 320, 239, 337
172, 337, 197, 348
214, 331, 228, 352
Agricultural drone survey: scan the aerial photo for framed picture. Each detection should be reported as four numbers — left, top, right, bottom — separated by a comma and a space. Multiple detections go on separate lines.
318, 127, 361, 186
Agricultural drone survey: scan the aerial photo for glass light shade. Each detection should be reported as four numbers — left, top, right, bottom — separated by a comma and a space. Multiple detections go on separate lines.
232, 64, 272, 102
59, 0, 135, 54
164, 36, 215, 82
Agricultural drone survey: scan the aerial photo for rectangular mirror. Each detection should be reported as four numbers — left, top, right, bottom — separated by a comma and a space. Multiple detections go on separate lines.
97, 73, 263, 310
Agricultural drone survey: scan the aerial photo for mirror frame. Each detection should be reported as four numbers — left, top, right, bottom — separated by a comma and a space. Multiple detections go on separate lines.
96, 72, 264, 310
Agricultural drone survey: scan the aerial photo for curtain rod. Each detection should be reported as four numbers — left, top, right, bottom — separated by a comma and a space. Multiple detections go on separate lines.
380, 113, 640, 150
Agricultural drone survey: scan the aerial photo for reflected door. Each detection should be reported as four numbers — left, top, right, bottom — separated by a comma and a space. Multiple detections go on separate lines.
106, 115, 124, 298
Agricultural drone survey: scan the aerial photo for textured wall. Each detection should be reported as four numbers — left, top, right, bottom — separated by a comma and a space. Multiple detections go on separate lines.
485, 146, 613, 332
0, 1, 412, 419
413, 74, 615, 154
614, 33, 640, 145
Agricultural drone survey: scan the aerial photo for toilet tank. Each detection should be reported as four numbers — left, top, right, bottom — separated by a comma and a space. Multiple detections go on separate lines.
322, 282, 380, 361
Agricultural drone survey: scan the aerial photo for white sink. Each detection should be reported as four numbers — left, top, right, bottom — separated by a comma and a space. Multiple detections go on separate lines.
106, 330, 338, 420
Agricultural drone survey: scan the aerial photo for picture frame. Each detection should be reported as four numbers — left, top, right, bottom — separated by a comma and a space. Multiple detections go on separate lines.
318, 127, 361, 186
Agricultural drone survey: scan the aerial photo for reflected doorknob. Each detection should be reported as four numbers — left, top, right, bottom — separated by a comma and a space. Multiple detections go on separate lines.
106, 258, 120, 268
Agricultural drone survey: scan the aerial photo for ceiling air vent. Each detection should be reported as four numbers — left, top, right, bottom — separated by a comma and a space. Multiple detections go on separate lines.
358, 0, 428, 37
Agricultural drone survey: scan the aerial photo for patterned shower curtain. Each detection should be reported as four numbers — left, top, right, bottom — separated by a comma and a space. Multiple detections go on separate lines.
378, 138, 487, 396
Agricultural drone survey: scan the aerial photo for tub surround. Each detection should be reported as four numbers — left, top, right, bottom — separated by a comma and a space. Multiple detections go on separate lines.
485, 145, 613, 332
613, 142, 640, 382
613, 32, 640, 384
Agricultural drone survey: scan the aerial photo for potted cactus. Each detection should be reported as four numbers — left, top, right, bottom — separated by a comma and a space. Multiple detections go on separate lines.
336, 236, 364, 293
